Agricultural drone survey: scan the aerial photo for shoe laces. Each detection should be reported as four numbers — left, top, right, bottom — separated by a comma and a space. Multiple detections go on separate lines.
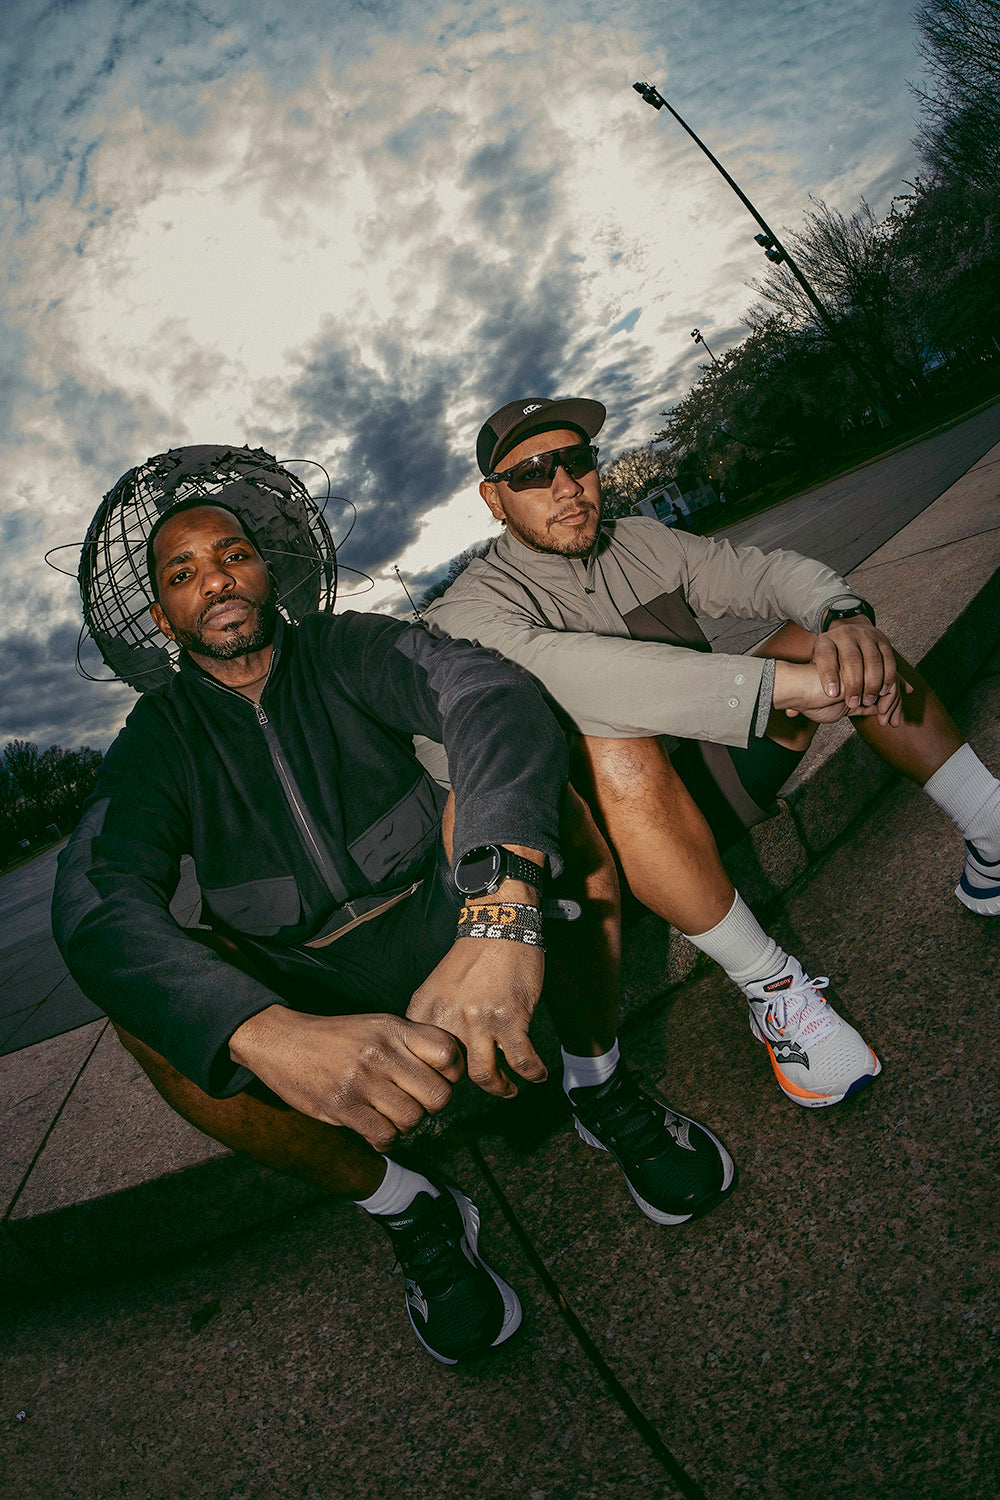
761, 974, 834, 1045
575, 1069, 669, 1159
384, 1197, 468, 1298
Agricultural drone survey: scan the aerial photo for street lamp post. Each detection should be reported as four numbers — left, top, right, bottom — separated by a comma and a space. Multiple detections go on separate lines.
690, 327, 719, 364
633, 81, 889, 423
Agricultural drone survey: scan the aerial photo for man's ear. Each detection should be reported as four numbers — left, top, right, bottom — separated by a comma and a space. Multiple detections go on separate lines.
480, 479, 505, 523
150, 601, 176, 641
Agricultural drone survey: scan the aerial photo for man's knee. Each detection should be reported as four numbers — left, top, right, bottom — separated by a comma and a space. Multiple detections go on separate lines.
578, 735, 676, 805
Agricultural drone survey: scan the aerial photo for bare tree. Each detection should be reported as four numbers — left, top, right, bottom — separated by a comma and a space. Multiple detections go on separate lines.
749, 198, 930, 409
598, 446, 676, 518
419, 539, 495, 608
913, 0, 1000, 187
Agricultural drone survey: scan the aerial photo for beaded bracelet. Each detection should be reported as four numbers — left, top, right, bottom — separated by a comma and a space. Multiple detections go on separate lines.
456, 900, 545, 950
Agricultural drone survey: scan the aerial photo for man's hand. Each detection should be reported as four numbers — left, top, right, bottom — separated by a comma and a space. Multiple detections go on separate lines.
812, 618, 911, 728
407, 930, 546, 1099
773, 660, 869, 723
229, 1005, 464, 1150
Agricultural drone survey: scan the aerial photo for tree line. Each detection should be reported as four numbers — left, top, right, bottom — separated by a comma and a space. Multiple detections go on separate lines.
0, 740, 103, 865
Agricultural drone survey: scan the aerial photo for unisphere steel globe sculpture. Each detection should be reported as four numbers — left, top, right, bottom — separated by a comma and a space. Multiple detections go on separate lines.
76, 445, 338, 694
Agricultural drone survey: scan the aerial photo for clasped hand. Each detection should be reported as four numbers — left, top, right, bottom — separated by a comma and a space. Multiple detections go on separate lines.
811, 618, 911, 728
407, 935, 546, 1099
774, 621, 912, 727
228, 1005, 464, 1151
229, 930, 546, 1151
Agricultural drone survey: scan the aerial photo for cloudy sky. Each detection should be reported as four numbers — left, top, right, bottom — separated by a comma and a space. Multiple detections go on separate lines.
1, 0, 927, 750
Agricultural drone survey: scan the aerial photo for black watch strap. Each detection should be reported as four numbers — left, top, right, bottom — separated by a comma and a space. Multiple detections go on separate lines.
497, 850, 546, 891
822, 600, 876, 631
454, 844, 545, 897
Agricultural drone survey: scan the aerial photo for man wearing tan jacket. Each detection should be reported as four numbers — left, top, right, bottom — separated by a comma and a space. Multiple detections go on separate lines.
423, 396, 1000, 1109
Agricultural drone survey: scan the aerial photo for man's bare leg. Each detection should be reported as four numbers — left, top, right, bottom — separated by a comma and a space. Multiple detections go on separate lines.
849, 654, 963, 782
844, 654, 999, 911
115, 1020, 385, 1199
542, 786, 621, 1057
732, 622, 999, 917
574, 731, 881, 1106
574, 734, 735, 935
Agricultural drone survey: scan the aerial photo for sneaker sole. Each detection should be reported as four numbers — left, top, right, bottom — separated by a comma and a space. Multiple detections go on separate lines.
956, 878, 1000, 916
749, 1014, 882, 1108
405, 1187, 522, 1366
573, 1113, 735, 1225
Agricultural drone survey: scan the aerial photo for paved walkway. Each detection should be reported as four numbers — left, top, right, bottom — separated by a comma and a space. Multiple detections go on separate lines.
2, 433, 999, 1498
0, 852, 198, 1057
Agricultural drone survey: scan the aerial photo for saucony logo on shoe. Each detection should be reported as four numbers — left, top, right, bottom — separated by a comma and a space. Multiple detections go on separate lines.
569, 1065, 734, 1225
404, 1280, 430, 1324
746, 966, 881, 1107
377, 1186, 522, 1364
771, 1039, 809, 1068
663, 1111, 695, 1151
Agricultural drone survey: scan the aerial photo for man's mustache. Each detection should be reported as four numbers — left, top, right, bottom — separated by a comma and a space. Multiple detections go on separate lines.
548, 502, 598, 527
198, 593, 258, 627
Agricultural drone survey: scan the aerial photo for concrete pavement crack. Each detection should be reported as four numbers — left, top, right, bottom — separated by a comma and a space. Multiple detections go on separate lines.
849, 522, 1000, 576
2, 1020, 109, 1230
464, 1131, 708, 1500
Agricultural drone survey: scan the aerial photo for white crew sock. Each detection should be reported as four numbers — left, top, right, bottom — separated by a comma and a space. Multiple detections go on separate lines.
562, 1039, 620, 1095
923, 743, 1000, 862
354, 1157, 439, 1216
688, 892, 789, 990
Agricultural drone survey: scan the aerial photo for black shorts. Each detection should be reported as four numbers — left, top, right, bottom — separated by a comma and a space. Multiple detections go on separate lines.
237, 843, 461, 1017
670, 734, 804, 852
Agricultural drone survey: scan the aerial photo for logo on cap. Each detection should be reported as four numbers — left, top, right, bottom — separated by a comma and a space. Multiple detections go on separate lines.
521, 403, 543, 414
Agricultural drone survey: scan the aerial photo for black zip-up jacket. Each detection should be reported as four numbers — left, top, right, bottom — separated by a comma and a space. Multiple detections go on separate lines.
52, 611, 568, 1095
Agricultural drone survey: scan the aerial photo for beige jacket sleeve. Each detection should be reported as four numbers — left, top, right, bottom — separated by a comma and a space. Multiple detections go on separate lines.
666, 527, 860, 632
425, 585, 769, 747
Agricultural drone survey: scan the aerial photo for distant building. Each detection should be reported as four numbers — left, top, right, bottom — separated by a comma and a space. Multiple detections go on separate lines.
635, 475, 719, 527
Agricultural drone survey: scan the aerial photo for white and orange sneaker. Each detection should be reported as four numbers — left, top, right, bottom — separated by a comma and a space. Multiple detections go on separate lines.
743, 960, 881, 1108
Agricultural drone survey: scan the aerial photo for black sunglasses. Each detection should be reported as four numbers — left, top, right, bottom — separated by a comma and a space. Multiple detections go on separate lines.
487, 443, 599, 492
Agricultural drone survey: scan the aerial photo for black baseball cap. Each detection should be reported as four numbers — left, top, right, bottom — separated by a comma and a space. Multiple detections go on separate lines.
477, 397, 606, 476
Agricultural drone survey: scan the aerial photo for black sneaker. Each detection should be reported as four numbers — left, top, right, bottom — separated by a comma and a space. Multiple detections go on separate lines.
374, 1184, 522, 1364
568, 1064, 735, 1225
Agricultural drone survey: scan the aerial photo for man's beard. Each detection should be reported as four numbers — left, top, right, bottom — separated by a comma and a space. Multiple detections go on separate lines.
172, 586, 279, 661
505, 506, 600, 559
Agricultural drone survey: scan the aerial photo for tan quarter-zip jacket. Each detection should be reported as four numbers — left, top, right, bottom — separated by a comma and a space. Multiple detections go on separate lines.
423, 517, 863, 748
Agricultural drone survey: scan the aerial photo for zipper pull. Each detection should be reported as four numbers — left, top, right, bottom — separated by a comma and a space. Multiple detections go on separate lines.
255, 704, 268, 726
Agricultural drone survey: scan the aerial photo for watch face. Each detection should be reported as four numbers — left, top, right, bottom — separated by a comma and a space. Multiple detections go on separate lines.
455, 845, 502, 895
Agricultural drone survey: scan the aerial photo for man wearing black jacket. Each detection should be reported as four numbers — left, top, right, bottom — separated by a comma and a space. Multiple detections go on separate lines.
53, 494, 734, 1365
